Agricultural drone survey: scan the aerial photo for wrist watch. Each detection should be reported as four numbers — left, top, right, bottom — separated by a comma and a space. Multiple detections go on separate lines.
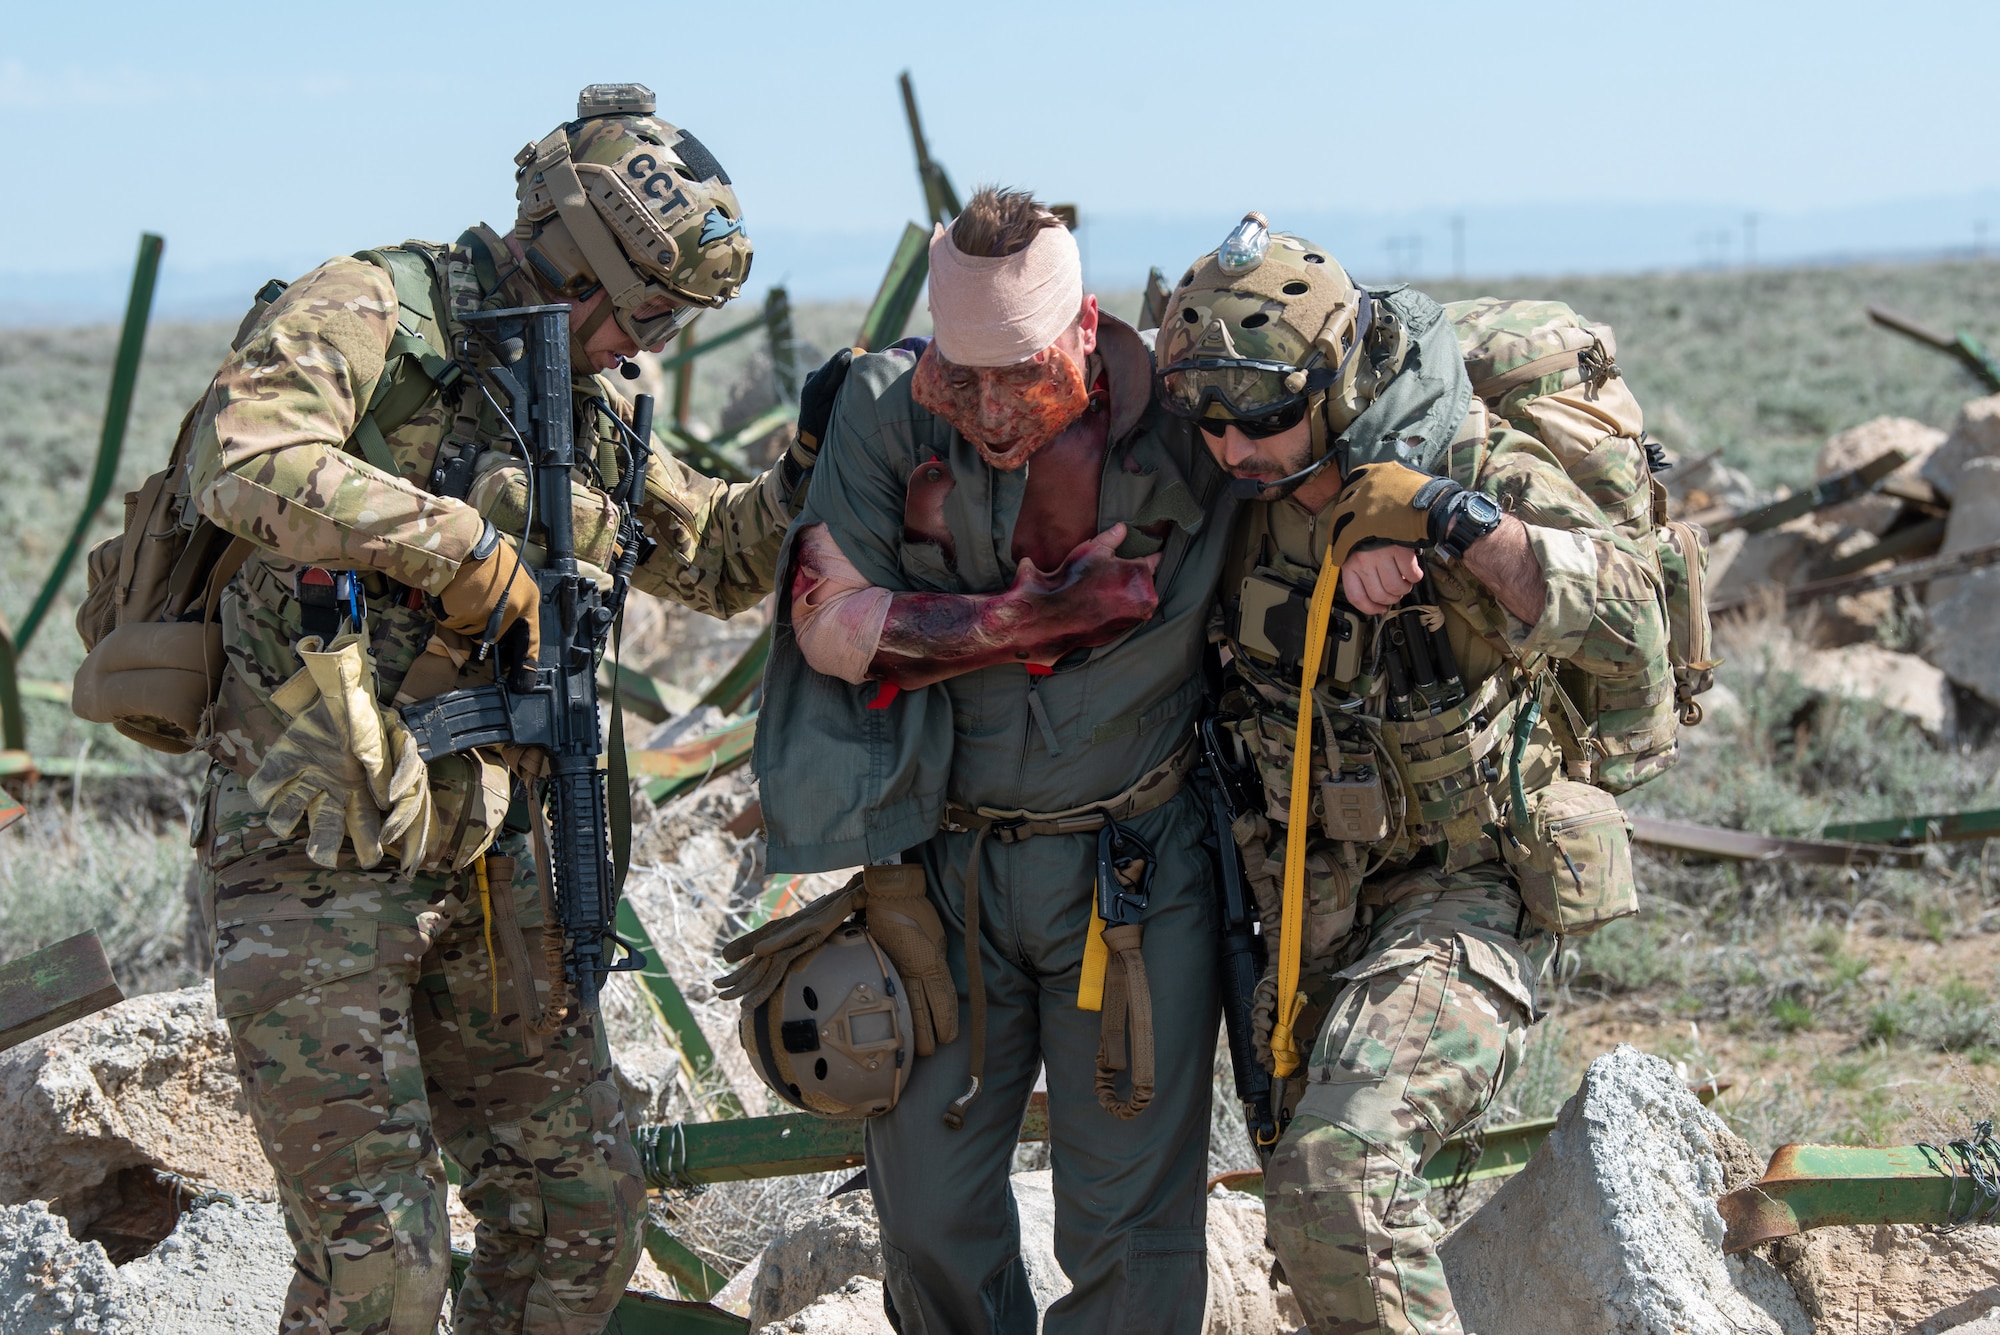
1431, 490, 1503, 563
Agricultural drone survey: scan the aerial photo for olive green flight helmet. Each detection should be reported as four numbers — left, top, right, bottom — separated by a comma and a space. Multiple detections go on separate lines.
1156, 215, 1372, 477
740, 922, 914, 1118
514, 83, 753, 349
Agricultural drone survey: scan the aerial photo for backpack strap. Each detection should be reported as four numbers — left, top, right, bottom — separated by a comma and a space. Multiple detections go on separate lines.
349, 246, 463, 476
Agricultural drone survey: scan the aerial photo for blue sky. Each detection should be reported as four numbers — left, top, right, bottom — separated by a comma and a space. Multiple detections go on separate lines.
4, 0, 1998, 318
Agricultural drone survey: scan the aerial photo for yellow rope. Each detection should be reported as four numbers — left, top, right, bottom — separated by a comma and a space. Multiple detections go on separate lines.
1270, 546, 1341, 1079
474, 855, 500, 1019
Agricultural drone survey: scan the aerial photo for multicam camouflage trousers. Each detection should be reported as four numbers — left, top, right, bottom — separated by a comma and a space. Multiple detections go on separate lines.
199, 769, 645, 1335
1264, 861, 1553, 1335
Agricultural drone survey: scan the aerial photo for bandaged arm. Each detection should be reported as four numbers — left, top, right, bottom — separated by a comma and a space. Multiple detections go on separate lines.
790, 521, 1160, 691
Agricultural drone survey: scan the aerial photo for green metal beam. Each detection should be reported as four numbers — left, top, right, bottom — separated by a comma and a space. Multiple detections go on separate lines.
0, 930, 124, 1053
603, 660, 697, 726
449, 1252, 746, 1333
1868, 305, 2000, 393
0, 751, 152, 781
0, 622, 22, 752
644, 1220, 731, 1301
1820, 806, 2000, 846
697, 626, 773, 715
652, 316, 764, 377
615, 897, 745, 1121
633, 713, 758, 804
638, 1094, 1052, 1190
765, 286, 802, 406
1717, 1140, 2000, 1252
16, 234, 164, 653
1707, 447, 1909, 537
857, 223, 930, 354
0, 788, 21, 834
1809, 514, 1946, 581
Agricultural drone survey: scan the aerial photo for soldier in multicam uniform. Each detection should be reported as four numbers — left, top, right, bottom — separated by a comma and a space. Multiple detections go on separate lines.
179, 85, 811, 1334
1153, 218, 1672, 1335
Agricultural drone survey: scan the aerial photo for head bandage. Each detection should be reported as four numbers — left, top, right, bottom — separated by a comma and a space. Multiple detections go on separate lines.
925, 222, 1083, 367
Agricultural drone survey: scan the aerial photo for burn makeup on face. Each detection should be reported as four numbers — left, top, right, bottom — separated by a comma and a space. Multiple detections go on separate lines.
910, 339, 1090, 469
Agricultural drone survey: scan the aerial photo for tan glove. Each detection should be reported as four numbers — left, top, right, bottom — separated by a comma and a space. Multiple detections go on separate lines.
714, 874, 866, 1009
437, 525, 542, 665
1250, 961, 1280, 1076
1324, 461, 1461, 567
860, 864, 958, 1056
248, 634, 436, 871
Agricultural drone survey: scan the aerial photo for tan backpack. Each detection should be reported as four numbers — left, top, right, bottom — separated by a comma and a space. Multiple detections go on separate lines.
1444, 298, 1718, 793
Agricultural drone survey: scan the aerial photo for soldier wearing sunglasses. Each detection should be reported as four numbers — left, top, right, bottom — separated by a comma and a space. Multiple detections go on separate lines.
1157, 216, 1669, 1335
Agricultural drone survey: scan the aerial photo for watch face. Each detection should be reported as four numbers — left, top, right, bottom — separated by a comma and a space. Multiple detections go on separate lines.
1466, 493, 1503, 526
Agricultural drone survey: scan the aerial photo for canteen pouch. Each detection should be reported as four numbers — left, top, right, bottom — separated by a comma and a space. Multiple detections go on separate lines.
1500, 780, 1637, 936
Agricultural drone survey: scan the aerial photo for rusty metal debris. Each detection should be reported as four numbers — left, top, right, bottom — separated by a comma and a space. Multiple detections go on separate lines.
1627, 814, 1929, 868
1717, 1124, 2000, 1253
1707, 537, 2000, 616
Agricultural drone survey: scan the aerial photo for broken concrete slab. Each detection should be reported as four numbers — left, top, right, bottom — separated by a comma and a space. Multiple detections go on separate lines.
0, 985, 272, 1240
1817, 416, 1946, 533
746, 1191, 885, 1329
1439, 1045, 1812, 1335
755, 1276, 892, 1335
0, 1195, 290, 1335
1923, 460, 2000, 705
1796, 643, 1956, 739
1921, 394, 2000, 501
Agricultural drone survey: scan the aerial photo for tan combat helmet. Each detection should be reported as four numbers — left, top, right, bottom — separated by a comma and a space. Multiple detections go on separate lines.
1156, 215, 1379, 489
740, 922, 914, 1117
514, 83, 753, 349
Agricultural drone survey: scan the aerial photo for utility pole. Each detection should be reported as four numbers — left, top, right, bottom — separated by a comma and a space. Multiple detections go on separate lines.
1451, 214, 1465, 280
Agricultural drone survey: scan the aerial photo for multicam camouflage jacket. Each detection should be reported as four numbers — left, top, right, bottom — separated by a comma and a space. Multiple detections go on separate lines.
1214, 397, 1671, 972
185, 226, 794, 776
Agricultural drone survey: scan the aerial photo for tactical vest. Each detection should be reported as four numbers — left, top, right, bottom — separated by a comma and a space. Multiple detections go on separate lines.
1217, 449, 1565, 884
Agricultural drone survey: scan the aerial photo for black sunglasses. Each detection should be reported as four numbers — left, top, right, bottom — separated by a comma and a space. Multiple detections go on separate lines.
1194, 398, 1311, 440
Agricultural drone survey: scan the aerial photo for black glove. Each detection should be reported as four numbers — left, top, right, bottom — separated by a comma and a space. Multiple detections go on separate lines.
782, 348, 860, 498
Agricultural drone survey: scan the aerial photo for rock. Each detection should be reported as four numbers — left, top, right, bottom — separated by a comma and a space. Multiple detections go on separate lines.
1707, 518, 1837, 605
1775, 1223, 2000, 1335
1924, 459, 2000, 704
747, 1191, 885, 1329
755, 1276, 893, 1335
1204, 1187, 1305, 1335
1816, 416, 1946, 533
1439, 1045, 1813, 1335
1921, 395, 2000, 500
0, 1196, 290, 1335
0, 1201, 121, 1334
0, 986, 272, 1234
107, 1196, 291, 1333
742, 1170, 1297, 1334
1796, 644, 1956, 739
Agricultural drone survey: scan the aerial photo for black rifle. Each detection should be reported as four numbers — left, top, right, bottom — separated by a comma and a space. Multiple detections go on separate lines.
1193, 716, 1280, 1154
399, 304, 645, 1013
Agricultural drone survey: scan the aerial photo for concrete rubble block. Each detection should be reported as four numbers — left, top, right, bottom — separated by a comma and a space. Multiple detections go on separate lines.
0, 985, 272, 1233
1708, 518, 1839, 605
1924, 459, 2000, 704
0, 1195, 291, 1335
1796, 643, 1956, 740
1438, 1044, 1813, 1335
1921, 394, 2000, 501
1776, 1222, 2000, 1335
1817, 416, 1947, 533
755, 1276, 894, 1335
742, 1169, 1297, 1334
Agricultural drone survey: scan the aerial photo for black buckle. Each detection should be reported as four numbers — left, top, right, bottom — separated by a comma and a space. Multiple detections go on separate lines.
295, 567, 362, 644
1096, 820, 1156, 927
988, 818, 1030, 846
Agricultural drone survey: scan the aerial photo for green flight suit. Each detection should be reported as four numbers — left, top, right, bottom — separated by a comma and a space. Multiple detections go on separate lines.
754, 317, 1237, 1334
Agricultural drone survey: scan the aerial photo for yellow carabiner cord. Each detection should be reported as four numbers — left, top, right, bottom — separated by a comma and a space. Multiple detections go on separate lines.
474, 855, 501, 1019
1270, 545, 1341, 1079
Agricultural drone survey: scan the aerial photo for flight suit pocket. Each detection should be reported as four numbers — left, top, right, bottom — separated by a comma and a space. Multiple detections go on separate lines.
897, 539, 957, 592
1121, 1227, 1207, 1334
212, 917, 380, 1019
1310, 946, 1440, 1085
